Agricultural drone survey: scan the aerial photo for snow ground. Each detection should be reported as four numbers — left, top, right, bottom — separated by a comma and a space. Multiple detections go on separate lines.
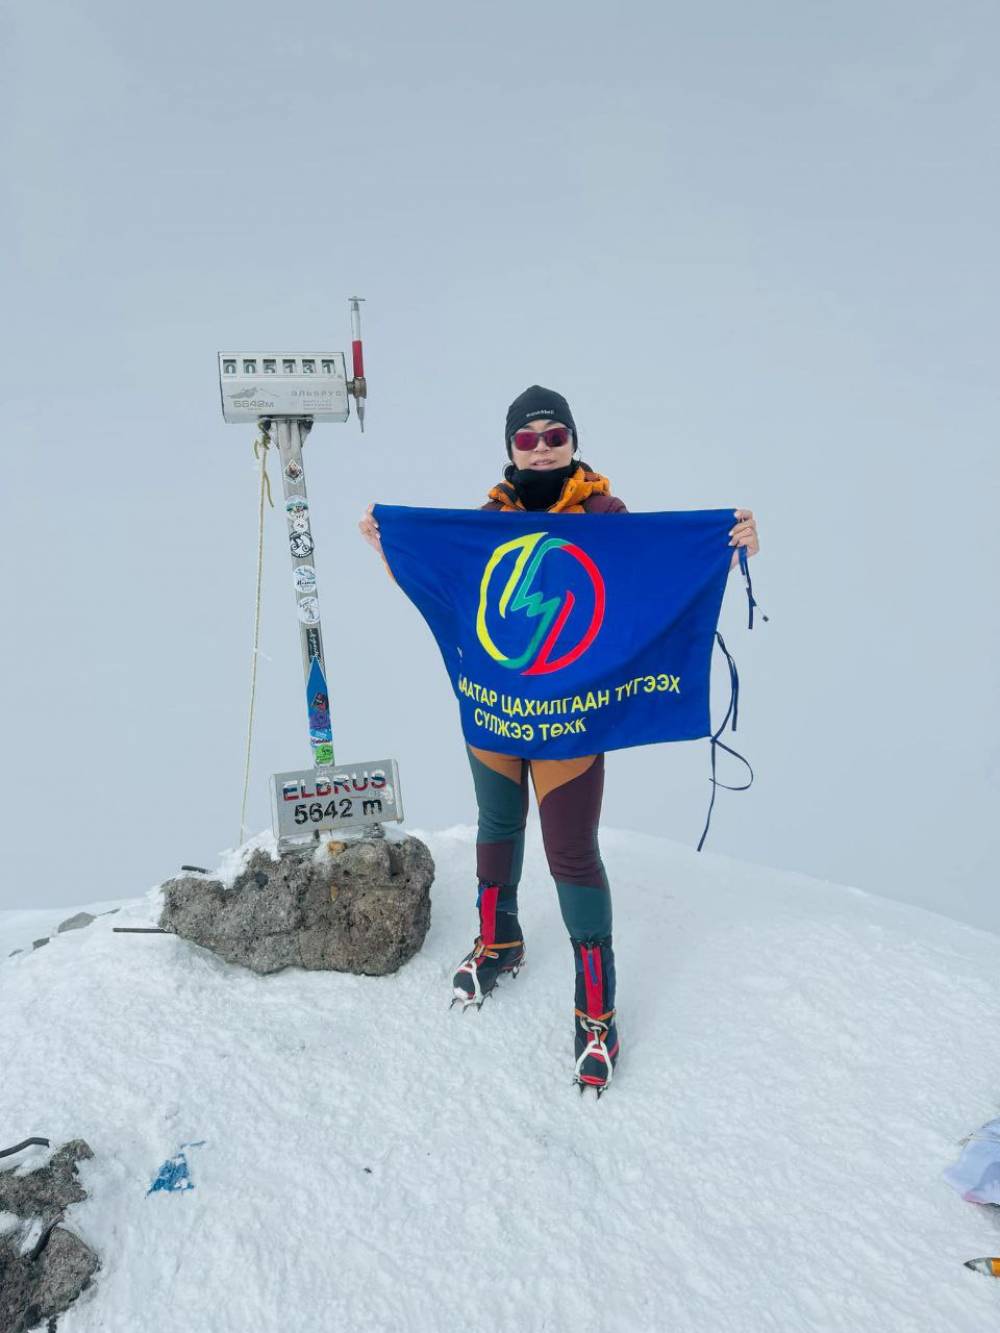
3, 825, 1000, 1332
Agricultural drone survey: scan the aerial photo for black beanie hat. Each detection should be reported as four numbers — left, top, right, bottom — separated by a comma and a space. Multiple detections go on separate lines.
504, 385, 577, 458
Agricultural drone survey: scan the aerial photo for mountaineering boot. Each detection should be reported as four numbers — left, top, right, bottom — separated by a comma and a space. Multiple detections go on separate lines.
450, 881, 525, 1012
572, 936, 620, 1096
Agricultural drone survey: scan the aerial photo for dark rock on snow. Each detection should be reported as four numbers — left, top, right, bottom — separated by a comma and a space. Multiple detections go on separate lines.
159, 834, 434, 976
0, 1140, 99, 1332
56, 913, 96, 934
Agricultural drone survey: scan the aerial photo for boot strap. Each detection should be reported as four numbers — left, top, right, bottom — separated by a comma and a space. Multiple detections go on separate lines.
575, 1007, 615, 1025
470, 937, 523, 962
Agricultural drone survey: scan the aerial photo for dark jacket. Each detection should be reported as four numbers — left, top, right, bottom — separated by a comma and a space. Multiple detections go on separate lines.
481, 462, 628, 514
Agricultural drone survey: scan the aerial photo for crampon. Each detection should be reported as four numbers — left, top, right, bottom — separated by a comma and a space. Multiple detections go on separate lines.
450, 882, 525, 1012
450, 937, 525, 1012
573, 1010, 619, 1097
572, 937, 620, 1096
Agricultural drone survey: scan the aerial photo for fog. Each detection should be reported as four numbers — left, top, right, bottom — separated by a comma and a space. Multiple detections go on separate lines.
3, 0, 996, 929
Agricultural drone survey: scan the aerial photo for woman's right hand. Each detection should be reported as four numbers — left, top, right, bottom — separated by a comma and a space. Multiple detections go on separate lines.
358, 502, 382, 554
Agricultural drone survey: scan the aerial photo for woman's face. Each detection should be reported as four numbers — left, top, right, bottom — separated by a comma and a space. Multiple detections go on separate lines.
509, 418, 576, 470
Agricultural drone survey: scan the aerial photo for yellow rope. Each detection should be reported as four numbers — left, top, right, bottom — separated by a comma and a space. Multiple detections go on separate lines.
253, 428, 275, 508
239, 424, 273, 844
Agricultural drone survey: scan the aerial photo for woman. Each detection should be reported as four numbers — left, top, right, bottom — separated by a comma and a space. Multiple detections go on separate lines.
359, 385, 760, 1094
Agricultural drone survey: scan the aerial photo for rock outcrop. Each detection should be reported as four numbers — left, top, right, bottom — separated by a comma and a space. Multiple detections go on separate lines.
0, 1139, 99, 1333
159, 833, 434, 975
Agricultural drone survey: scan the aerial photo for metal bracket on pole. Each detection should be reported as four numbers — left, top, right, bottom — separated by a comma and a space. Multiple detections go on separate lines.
349, 296, 367, 432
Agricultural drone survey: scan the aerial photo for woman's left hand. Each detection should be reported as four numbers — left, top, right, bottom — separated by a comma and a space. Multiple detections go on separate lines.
729, 509, 759, 569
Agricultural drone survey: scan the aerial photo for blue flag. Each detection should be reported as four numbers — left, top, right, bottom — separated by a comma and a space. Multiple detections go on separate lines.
375, 505, 746, 770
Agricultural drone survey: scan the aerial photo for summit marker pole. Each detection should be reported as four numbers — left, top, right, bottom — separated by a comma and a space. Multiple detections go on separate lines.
217, 300, 402, 848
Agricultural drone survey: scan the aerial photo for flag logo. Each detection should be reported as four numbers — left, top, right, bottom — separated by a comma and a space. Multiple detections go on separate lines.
475, 532, 605, 676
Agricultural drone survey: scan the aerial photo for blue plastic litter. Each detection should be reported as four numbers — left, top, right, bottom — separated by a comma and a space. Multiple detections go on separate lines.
147, 1140, 206, 1195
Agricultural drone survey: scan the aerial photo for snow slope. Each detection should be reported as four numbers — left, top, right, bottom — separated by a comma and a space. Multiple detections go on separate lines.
3, 825, 1000, 1332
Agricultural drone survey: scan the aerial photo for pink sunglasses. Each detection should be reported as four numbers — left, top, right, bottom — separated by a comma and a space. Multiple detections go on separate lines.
511, 425, 573, 452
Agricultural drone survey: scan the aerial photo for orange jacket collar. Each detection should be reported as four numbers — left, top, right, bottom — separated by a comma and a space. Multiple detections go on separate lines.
486, 464, 611, 514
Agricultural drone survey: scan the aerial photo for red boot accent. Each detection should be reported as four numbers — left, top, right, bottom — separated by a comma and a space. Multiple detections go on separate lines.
580, 943, 604, 1017
479, 884, 500, 946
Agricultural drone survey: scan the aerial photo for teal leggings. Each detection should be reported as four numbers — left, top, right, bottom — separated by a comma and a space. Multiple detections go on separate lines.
466, 743, 612, 941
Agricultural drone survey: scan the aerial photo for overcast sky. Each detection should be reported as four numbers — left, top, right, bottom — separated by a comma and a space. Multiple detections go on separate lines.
3, 0, 997, 931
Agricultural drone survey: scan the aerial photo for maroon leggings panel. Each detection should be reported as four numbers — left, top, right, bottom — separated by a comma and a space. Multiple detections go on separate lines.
535, 754, 608, 888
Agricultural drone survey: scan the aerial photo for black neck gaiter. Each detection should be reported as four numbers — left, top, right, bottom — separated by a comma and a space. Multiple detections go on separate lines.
508, 462, 576, 511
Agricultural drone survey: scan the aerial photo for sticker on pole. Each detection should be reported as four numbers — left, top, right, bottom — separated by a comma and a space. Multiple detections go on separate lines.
290, 530, 314, 558
297, 595, 321, 626
305, 627, 323, 661
306, 657, 332, 743
293, 565, 317, 594
286, 496, 310, 532
271, 758, 403, 840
